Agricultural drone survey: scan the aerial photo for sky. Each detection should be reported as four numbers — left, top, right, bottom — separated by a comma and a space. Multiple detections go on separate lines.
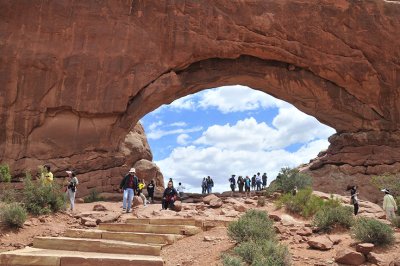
140, 85, 336, 193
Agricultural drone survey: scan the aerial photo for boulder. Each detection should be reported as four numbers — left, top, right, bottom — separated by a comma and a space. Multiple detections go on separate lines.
355, 243, 374, 255
203, 194, 219, 205
174, 201, 182, 212
268, 212, 282, 222
307, 235, 333, 250
132, 196, 143, 208
93, 204, 107, 211
390, 259, 400, 266
233, 203, 247, 213
297, 227, 312, 236
209, 198, 223, 208
367, 252, 385, 265
335, 249, 366, 265
327, 235, 342, 245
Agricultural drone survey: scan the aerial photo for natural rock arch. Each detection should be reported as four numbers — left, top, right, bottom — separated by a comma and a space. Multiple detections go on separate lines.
1, 1, 399, 200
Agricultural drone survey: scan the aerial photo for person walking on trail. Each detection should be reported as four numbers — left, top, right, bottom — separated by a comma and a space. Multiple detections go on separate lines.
66, 170, 79, 212
147, 180, 155, 204
138, 179, 148, 206
207, 176, 214, 194
41, 164, 53, 186
237, 176, 244, 193
120, 168, 138, 213
381, 188, 398, 221
262, 173, 268, 189
346, 185, 359, 215
162, 181, 177, 210
229, 175, 236, 196
251, 174, 256, 191
176, 182, 186, 198
244, 176, 251, 198
201, 177, 207, 194
256, 172, 262, 191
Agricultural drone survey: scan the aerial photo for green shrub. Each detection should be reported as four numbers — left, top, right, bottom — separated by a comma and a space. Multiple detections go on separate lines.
222, 254, 245, 266
257, 196, 266, 207
0, 164, 12, 182
274, 167, 312, 193
276, 188, 325, 218
396, 196, 400, 216
313, 205, 354, 232
1, 203, 28, 228
23, 173, 66, 215
352, 217, 395, 246
371, 174, 400, 198
234, 240, 291, 266
84, 189, 104, 203
390, 216, 400, 228
0, 185, 17, 203
228, 210, 276, 243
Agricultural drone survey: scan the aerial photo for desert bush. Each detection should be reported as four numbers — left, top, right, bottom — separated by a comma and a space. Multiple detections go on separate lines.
276, 188, 325, 218
228, 209, 275, 243
23, 173, 66, 215
352, 217, 395, 246
371, 174, 400, 198
84, 189, 104, 203
313, 205, 354, 232
274, 167, 312, 193
234, 240, 291, 266
257, 196, 266, 207
390, 216, 400, 229
1, 203, 28, 228
0, 164, 11, 182
222, 254, 244, 266
396, 197, 400, 216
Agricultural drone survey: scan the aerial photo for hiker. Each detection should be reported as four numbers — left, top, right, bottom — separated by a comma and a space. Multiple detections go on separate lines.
169, 178, 173, 186
162, 181, 177, 210
176, 182, 186, 198
256, 172, 262, 191
138, 179, 148, 206
147, 180, 155, 204
229, 174, 236, 196
66, 170, 79, 212
262, 173, 268, 189
251, 175, 256, 191
119, 168, 138, 213
244, 176, 251, 198
41, 164, 53, 186
381, 188, 398, 221
201, 177, 207, 194
237, 176, 244, 193
206, 176, 214, 194
292, 186, 298, 196
346, 185, 359, 215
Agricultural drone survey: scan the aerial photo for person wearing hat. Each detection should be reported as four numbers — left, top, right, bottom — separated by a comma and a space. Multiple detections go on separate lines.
229, 174, 236, 196
120, 168, 139, 213
66, 170, 79, 212
382, 188, 398, 221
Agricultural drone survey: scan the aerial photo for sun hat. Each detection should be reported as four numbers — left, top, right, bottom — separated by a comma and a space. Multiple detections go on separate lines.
129, 168, 136, 173
66, 170, 72, 174
381, 188, 390, 193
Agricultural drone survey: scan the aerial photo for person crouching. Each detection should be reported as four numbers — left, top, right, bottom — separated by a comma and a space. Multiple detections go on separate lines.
162, 181, 177, 210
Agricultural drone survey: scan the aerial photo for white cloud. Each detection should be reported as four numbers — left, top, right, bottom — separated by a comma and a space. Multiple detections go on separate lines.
168, 95, 197, 110
149, 121, 163, 131
169, 122, 187, 127
147, 126, 203, 140
177, 134, 190, 145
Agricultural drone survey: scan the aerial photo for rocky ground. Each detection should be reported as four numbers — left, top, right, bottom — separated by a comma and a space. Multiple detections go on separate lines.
1, 192, 400, 265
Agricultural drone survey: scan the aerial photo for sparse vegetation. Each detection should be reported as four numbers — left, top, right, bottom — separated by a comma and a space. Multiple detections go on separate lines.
0, 164, 12, 182
391, 216, 400, 229
84, 189, 104, 203
313, 205, 354, 232
352, 217, 395, 246
257, 196, 266, 207
276, 188, 325, 218
22, 172, 66, 215
1, 202, 28, 228
371, 174, 400, 215
273, 167, 312, 193
222, 254, 245, 266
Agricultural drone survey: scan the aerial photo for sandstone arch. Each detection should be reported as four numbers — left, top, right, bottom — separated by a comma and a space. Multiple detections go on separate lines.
1, 1, 399, 199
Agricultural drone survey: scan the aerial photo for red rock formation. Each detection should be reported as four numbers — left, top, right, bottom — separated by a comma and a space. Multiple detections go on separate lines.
0, 1, 399, 198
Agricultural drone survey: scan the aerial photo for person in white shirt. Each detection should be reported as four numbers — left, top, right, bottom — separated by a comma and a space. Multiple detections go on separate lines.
176, 182, 186, 198
381, 188, 398, 221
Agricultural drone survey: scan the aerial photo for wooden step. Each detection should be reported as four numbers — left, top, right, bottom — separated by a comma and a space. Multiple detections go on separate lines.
0, 247, 164, 266
99, 223, 202, 236
65, 229, 183, 245
33, 237, 161, 256
126, 218, 203, 227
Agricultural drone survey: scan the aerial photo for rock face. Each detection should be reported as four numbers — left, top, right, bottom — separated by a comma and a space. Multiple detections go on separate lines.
0, 1, 400, 200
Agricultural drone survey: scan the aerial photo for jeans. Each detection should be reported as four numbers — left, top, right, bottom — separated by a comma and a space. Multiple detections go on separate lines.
123, 188, 135, 211
67, 189, 76, 210
207, 185, 212, 194
162, 199, 175, 210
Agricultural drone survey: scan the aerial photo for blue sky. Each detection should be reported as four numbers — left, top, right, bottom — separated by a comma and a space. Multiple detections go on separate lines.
141, 85, 335, 193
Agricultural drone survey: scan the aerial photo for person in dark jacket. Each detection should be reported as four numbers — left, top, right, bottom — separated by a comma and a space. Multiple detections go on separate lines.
162, 181, 177, 210
119, 168, 138, 213
237, 176, 244, 193
346, 185, 359, 215
147, 180, 155, 204
262, 173, 268, 189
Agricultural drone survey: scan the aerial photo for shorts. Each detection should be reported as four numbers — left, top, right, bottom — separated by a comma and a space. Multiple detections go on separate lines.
230, 184, 235, 191
245, 186, 250, 192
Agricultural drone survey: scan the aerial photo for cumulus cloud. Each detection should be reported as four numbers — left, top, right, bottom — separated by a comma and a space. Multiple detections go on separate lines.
177, 134, 191, 145
169, 95, 197, 110
147, 126, 203, 140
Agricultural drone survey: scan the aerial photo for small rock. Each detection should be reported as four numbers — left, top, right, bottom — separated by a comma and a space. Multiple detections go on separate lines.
93, 204, 107, 211
39, 217, 46, 223
356, 243, 374, 255
84, 220, 97, 227
75, 198, 84, 204
390, 258, 400, 266
209, 198, 223, 208
297, 227, 312, 236
307, 235, 333, 250
174, 201, 182, 212
132, 196, 143, 208
244, 199, 255, 204
203, 194, 219, 204
268, 212, 282, 222
327, 235, 342, 245
367, 252, 385, 264
335, 249, 366, 265
233, 203, 247, 212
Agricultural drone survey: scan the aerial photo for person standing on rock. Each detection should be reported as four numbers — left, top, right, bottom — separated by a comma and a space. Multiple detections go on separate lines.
237, 176, 244, 194
41, 164, 53, 186
120, 168, 138, 213
202, 177, 207, 194
244, 176, 251, 198
346, 185, 359, 215
229, 174, 236, 196
251, 174, 256, 191
262, 173, 268, 189
147, 180, 155, 204
381, 188, 398, 221
162, 181, 177, 210
207, 176, 214, 194
256, 172, 262, 191
176, 182, 186, 198
66, 170, 79, 212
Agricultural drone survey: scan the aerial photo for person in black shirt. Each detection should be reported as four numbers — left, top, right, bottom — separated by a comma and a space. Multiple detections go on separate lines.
119, 168, 138, 213
162, 181, 177, 210
147, 180, 155, 204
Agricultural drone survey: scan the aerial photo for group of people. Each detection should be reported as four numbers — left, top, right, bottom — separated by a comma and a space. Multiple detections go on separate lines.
347, 185, 398, 221
201, 176, 214, 194
228, 172, 268, 197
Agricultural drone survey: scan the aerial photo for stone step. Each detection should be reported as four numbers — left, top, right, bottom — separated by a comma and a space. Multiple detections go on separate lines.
126, 218, 203, 227
99, 223, 202, 235
0, 247, 164, 266
65, 229, 183, 245
33, 237, 161, 256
